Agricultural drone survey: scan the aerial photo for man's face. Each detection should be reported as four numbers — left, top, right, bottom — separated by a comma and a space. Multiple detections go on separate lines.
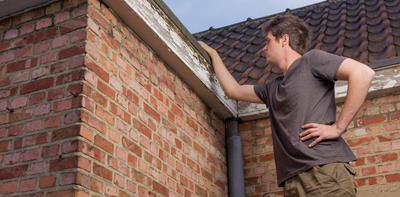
262, 32, 283, 65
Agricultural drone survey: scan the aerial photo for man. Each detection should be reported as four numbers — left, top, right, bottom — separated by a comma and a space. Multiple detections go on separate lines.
198, 15, 375, 197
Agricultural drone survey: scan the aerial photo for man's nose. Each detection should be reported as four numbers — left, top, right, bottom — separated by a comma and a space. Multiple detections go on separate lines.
262, 45, 268, 52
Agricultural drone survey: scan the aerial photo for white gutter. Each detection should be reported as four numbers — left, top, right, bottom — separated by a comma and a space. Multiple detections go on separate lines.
102, 0, 237, 119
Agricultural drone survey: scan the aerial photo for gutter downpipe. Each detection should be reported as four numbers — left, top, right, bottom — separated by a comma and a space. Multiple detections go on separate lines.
225, 118, 246, 197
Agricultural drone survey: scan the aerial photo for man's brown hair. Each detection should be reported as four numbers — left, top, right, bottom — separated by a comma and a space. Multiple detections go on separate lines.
263, 14, 310, 55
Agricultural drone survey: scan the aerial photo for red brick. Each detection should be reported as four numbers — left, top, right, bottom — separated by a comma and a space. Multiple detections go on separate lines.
348, 136, 375, 147
358, 115, 386, 126
33, 41, 50, 54
0, 181, 18, 194
60, 172, 76, 185
52, 97, 82, 112
144, 103, 160, 122
381, 153, 398, 162
15, 47, 33, 58
20, 77, 54, 94
171, 103, 183, 118
67, 83, 83, 96
20, 178, 36, 192
62, 140, 79, 154
6, 58, 38, 73
95, 106, 114, 125
361, 166, 376, 176
132, 119, 152, 139
33, 104, 51, 116
20, 22, 35, 35
56, 69, 84, 85
90, 177, 104, 193
92, 91, 107, 107
386, 173, 400, 183
0, 140, 11, 152
4, 29, 18, 40
0, 100, 6, 111
51, 55, 84, 73
64, 110, 81, 125
32, 66, 50, 79
94, 135, 114, 154
0, 40, 12, 51
93, 162, 112, 181
39, 51, 58, 64
88, 6, 111, 33
47, 189, 77, 197
48, 88, 65, 101
22, 133, 47, 148
187, 117, 199, 131
0, 164, 28, 180
0, 76, 11, 88
110, 103, 131, 124
51, 35, 68, 48
42, 144, 59, 158
391, 111, 400, 120
122, 137, 142, 157
153, 180, 169, 197
36, 17, 52, 29
52, 125, 80, 141
39, 175, 56, 188
59, 17, 87, 34
14, 8, 44, 25
86, 62, 109, 82
123, 87, 139, 105
49, 156, 78, 172
29, 91, 46, 105
28, 161, 48, 175
24, 27, 57, 44
58, 43, 85, 59
44, 115, 62, 129
97, 80, 115, 99
0, 51, 14, 64
54, 11, 70, 24
81, 111, 107, 133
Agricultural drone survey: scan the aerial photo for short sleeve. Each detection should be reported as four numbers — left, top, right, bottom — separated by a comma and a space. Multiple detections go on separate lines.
254, 84, 269, 105
308, 49, 346, 81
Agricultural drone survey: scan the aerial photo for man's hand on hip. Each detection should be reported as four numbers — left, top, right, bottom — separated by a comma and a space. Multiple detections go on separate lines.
299, 123, 344, 148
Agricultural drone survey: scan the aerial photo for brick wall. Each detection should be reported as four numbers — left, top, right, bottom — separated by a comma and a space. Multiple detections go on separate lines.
0, 0, 227, 196
240, 92, 400, 197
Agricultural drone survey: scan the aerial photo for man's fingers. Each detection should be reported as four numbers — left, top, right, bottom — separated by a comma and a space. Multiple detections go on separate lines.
309, 137, 323, 147
302, 123, 318, 129
300, 131, 319, 141
299, 128, 317, 137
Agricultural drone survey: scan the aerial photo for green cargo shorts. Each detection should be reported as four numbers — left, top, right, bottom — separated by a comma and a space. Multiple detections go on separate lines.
284, 162, 357, 197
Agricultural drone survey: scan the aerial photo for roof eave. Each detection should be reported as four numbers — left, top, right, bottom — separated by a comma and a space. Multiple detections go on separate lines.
102, 0, 238, 119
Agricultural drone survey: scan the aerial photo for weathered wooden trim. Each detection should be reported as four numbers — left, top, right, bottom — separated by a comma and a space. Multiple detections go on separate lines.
102, 0, 237, 118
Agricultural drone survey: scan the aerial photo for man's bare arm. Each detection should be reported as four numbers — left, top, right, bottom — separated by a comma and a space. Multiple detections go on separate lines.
334, 58, 375, 133
300, 58, 375, 147
198, 41, 263, 103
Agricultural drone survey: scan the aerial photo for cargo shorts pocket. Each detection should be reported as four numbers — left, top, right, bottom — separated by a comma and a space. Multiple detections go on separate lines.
343, 163, 356, 176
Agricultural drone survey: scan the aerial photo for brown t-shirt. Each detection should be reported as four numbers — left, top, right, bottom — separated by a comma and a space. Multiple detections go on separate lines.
254, 49, 356, 186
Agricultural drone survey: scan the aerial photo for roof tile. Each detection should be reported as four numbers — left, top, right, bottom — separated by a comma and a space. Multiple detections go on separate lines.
195, 0, 400, 85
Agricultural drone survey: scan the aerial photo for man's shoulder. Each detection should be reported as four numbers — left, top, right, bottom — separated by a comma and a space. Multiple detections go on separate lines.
303, 49, 323, 57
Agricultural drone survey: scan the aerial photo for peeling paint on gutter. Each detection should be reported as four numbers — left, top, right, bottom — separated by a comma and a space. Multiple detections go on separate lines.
103, 0, 238, 118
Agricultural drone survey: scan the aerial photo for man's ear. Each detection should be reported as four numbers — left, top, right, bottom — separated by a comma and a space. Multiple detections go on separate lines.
282, 34, 289, 47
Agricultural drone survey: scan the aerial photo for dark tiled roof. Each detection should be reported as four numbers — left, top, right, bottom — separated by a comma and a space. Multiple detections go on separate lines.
194, 0, 400, 85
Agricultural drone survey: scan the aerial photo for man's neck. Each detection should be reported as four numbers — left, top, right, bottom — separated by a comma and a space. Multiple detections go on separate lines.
281, 50, 302, 76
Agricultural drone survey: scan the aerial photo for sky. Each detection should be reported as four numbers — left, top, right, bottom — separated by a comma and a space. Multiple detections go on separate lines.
163, 0, 324, 33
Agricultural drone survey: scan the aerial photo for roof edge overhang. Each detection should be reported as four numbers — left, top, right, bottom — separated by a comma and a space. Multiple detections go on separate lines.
0, 0, 56, 20
100, 0, 238, 119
